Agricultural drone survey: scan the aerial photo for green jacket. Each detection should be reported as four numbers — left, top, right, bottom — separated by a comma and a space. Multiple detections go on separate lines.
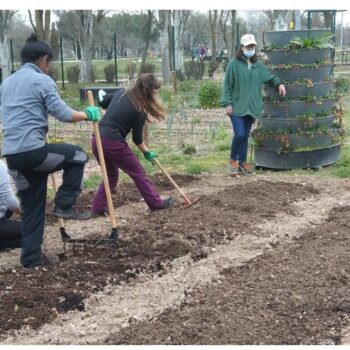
220, 58, 283, 118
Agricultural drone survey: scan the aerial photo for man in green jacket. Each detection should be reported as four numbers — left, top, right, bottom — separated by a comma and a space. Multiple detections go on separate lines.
221, 33, 286, 176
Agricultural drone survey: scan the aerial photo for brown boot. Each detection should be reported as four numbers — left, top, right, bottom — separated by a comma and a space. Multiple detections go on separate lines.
228, 160, 240, 177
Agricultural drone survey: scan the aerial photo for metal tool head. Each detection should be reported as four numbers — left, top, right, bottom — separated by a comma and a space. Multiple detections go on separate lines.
182, 197, 201, 208
60, 227, 118, 247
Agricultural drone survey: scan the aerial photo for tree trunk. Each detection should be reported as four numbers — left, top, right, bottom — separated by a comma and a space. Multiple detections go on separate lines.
230, 10, 237, 57
29, 10, 51, 40
209, 10, 218, 61
322, 11, 333, 29
158, 10, 171, 84
173, 10, 189, 72
0, 10, 16, 80
0, 39, 10, 79
75, 10, 94, 83
74, 10, 104, 83
139, 10, 153, 76
274, 11, 292, 31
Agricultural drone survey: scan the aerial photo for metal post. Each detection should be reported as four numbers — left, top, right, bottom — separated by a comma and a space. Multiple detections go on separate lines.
307, 11, 311, 30
60, 37, 65, 90
340, 10, 344, 49
10, 39, 15, 74
113, 33, 118, 86
295, 10, 301, 30
172, 25, 175, 71
236, 22, 240, 51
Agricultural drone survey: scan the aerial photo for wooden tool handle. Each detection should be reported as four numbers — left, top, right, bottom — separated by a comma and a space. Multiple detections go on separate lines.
153, 158, 192, 205
87, 91, 118, 228
50, 173, 65, 228
45, 135, 65, 228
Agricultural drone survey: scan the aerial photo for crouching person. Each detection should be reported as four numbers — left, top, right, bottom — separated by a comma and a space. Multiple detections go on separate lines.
0, 33, 100, 268
0, 160, 21, 250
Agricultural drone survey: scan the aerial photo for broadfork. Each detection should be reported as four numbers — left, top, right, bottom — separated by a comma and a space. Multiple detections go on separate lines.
153, 158, 200, 208
49, 90, 118, 248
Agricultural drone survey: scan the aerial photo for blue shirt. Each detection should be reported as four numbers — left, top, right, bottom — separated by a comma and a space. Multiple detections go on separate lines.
0, 63, 73, 155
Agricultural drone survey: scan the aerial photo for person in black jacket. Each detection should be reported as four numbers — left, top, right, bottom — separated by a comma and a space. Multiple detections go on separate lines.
91, 74, 174, 215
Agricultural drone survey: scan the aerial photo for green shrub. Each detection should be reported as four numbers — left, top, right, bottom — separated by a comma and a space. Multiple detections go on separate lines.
48, 66, 58, 82
66, 65, 80, 83
104, 64, 115, 83
178, 80, 197, 93
198, 80, 222, 109
183, 61, 205, 80
159, 87, 172, 104
208, 61, 220, 78
175, 69, 185, 81
140, 63, 155, 74
182, 144, 197, 155
126, 61, 136, 80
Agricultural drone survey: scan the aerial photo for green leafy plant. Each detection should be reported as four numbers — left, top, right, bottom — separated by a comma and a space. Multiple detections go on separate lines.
198, 80, 222, 109
66, 65, 80, 83
104, 64, 115, 83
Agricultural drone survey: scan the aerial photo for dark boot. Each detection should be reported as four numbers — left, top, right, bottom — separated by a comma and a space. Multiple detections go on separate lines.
53, 206, 92, 220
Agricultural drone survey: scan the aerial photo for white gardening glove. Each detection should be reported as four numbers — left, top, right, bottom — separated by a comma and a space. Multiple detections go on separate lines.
98, 89, 107, 103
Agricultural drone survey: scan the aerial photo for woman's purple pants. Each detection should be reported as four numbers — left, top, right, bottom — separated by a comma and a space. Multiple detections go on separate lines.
91, 136, 164, 213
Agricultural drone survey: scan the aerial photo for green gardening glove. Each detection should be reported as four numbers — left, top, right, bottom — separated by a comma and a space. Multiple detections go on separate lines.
144, 150, 157, 164
85, 106, 101, 122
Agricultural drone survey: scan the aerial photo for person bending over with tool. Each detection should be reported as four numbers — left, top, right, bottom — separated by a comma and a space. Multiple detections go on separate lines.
0, 33, 100, 268
0, 160, 21, 250
91, 74, 174, 216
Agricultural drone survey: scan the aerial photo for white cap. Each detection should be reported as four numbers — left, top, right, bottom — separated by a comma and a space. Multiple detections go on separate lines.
240, 34, 257, 46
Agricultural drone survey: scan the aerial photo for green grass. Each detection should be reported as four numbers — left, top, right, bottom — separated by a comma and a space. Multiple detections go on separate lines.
83, 174, 102, 189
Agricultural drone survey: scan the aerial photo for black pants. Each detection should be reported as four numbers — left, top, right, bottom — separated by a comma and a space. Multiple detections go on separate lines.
0, 210, 21, 249
6, 143, 87, 267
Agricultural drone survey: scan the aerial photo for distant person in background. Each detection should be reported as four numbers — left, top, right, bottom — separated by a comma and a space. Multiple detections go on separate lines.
0, 160, 21, 250
221, 33, 286, 177
91, 74, 174, 216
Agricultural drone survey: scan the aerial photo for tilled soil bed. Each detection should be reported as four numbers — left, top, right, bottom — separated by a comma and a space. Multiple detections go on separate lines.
0, 174, 349, 345
105, 205, 350, 345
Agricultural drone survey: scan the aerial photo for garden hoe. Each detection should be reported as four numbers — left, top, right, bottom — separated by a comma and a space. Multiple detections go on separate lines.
49, 90, 118, 248
153, 158, 200, 208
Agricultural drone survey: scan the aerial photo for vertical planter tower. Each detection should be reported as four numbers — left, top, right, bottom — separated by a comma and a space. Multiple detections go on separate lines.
253, 29, 343, 169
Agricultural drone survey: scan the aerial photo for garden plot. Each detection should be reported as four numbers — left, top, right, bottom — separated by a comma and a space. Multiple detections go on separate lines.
0, 172, 349, 345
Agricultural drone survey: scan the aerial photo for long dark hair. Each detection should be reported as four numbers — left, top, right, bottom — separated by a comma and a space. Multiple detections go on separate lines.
126, 74, 166, 121
20, 33, 53, 64
235, 45, 258, 64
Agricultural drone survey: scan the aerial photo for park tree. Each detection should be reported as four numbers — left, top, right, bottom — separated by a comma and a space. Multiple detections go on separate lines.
0, 10, 17, 79
218, 10, 237, 58
28, 10, 51, 40
139, 10, 154, 75
157, 10, 172, 84
208, 10, 218, 61
173, 10, 190, 72
73, 10, 105, 83
263, 10, 292, 31
50, 22, 60, 60
55, 11, 81, 60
